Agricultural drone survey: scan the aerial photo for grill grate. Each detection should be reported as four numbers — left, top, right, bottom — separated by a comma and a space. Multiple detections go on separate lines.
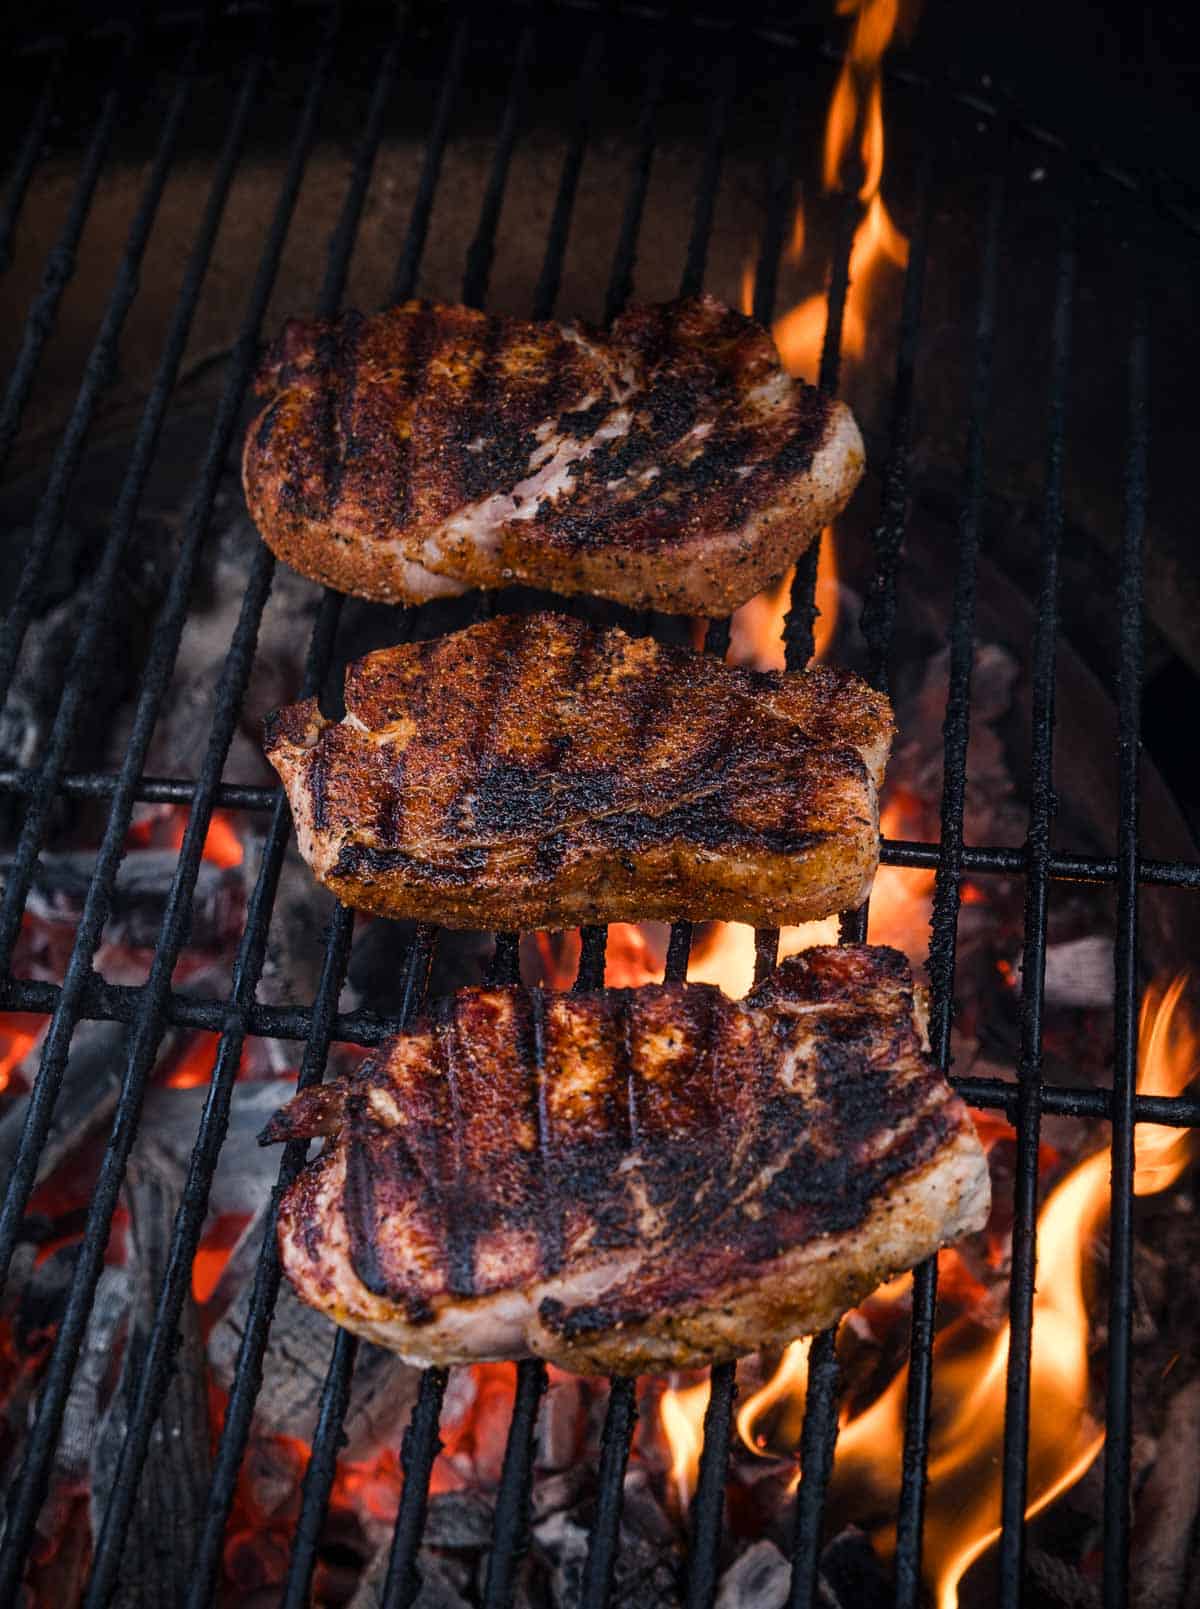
0, 5, 1195, 1608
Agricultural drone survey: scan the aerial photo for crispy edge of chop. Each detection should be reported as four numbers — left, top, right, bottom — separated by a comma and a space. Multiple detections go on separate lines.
263, 948, 989, 1374
263, 612, 895, 930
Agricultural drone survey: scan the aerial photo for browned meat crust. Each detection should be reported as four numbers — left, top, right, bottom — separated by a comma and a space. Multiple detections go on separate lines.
263, 947, 989, 1374
263, 612, 895, 929
242, 295, 864, 614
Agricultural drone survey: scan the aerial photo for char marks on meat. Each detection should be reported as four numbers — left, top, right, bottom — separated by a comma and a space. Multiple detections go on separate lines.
262, 946, 990, 1373
243, 295, 864, 613
263, 611, 895, 930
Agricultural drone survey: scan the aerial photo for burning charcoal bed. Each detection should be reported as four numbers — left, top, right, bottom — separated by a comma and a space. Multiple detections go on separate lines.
3, 4, 1200, 1608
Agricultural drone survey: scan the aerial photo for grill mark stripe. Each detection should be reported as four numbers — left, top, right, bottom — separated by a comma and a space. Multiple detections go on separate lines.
326, 309, 363, 517
618, 992, 638, 1152
395, 300, 439, 530
438, 995, 476, 1297
529, 985, 565, 1274
343, 1092, 387, 1297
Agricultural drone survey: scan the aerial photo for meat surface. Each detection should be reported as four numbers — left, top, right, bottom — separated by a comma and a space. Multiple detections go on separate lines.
263, 611, 894, 929
263, 947, 990, 1374
242, 294, 864, 614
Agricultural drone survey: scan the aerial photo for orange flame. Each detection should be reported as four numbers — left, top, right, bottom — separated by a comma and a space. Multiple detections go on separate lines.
735, 973, 1197, 1607
736, 1338, 812, 1456
660, 1376, 711, 1509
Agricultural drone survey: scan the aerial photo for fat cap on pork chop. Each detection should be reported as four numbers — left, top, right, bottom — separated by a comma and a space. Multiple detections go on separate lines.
242, 294, 864, 613
263, 611, 895, 930
262, 947, 990, 1375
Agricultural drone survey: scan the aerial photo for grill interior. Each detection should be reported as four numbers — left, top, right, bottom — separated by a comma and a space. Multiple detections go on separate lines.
2, 5, 1199, 1607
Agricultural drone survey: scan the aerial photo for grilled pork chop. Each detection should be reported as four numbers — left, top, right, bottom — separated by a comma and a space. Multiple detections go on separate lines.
242, 294, 864, 614
262, 947, 989, 1374
264, 611, 894, 929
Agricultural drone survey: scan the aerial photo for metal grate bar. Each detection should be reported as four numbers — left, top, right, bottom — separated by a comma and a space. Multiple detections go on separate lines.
579, 70, 756, 1582
787, 1328, 841, 1609
85, 784, 305, 1604
893, 127, 1008, 1609
859, 146, 933, 700
579, 1376, 640, 1609
602, 30, 666, 325
381, 1364, 451, 1609
1101, 212, 1151, 1609
0, 3, 317, 1295
0, 9, 224, 965
751, 78, 798, 330
182, 18, 457, 1592
0, 24, 141, 484
389, 11, 470, 306
183, 900, 357, 1606
0, 43, 62, 273
482, 1360, 551, 1608
3, 762, 1196, 889
781, 140, 874, 1609
283, 1327, 362, 1608
462, 23, 537, 309
531, 19, 605, 319
0, 18, 196, 708
0, 13, 343, 1596
678, 51, 735, 301
996, 176, 1078, 1605
683, 1362, 738, 1609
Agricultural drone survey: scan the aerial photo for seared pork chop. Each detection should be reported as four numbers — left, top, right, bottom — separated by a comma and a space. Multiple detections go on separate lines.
242, 295, 864, 613
262, 947, 989, 1374
263, 611, 894, 929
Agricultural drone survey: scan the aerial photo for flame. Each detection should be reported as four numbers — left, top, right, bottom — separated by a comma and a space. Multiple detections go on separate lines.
660, 1376, 711, 1509
745, 0, 910, 382
735, 974, 1197, 1607
604, 923, 664, 988
736, 1338, 812, 1455
865, 791, 936, 962
727, 531, 840, 676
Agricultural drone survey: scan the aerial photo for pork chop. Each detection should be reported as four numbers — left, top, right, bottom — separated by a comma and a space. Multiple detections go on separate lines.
242, 295, 864, 614
263, 611, 895, 930
262, 946, 990, 1374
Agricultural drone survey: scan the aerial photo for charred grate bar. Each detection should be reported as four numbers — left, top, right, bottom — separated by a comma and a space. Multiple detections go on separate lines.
0, 6, 1195, 1609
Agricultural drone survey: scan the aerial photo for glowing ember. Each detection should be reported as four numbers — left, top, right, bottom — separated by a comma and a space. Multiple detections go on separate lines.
0, 1014, 40, 1094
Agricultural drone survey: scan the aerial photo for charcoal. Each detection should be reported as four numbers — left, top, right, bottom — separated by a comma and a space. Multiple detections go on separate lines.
55, 1266, 131, 1481
0, 1020, 132, 1193
422, 1491, 496, 1550
715, 1540, 789, 1609
90, 1138, 211, 1609
344, 917, 493, 1015
530, 1468, 589, 1523
0, 516, 170, 845
207, 1205, 419, 1458
533, 1477, 681, 1609
1134, 1378, 1200, 1609
348, 1545, 473, 1609
149, 514, 318, 786
1027, 1549, 1101, 1609
11, 1243, 80, 1349
1033, 935, 1116, 1009
817, 1526, 892, 1609
139, 1079, 290, 1222
536, 1372, 584, 1472
248, 834, 334, 1009
14, 847, 243, 953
